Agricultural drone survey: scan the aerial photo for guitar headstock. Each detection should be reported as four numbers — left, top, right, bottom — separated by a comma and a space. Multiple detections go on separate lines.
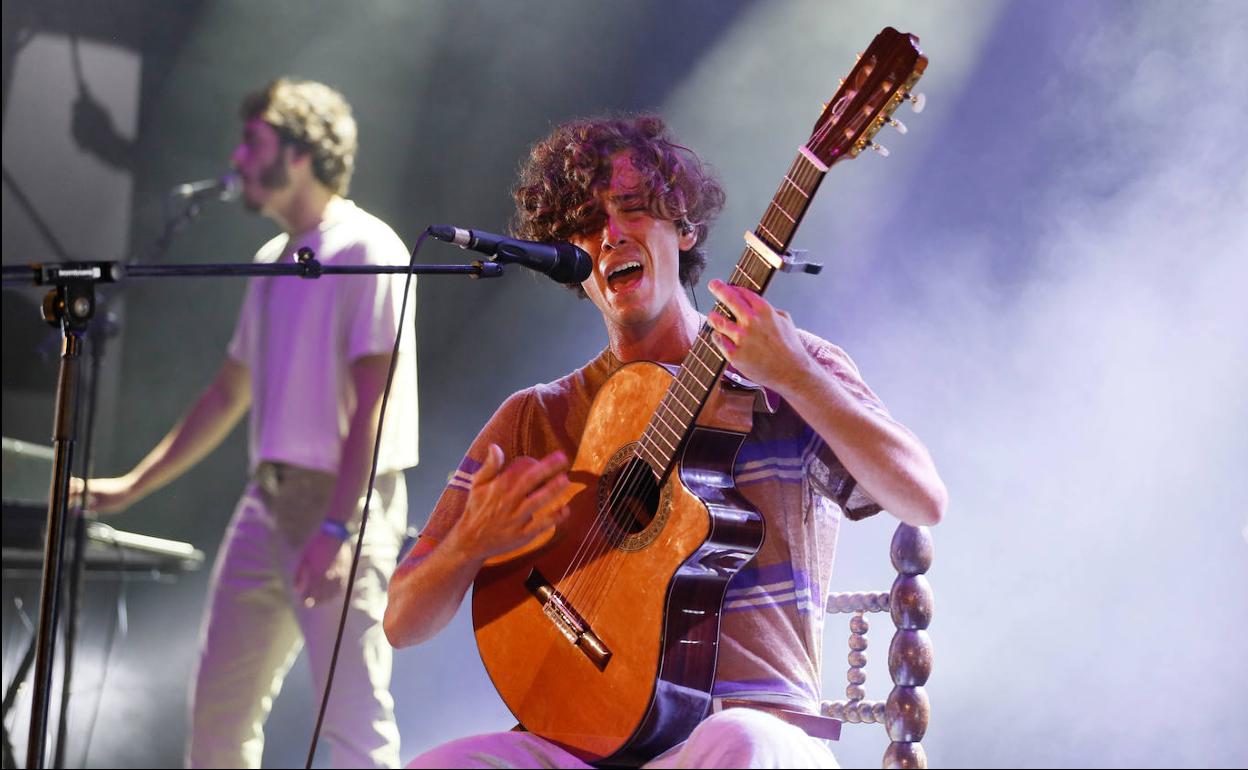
807, 27, 928, 166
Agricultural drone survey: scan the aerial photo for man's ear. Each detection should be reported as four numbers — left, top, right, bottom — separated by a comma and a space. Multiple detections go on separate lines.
285, 144, 313, 176
677, 223, 697, 252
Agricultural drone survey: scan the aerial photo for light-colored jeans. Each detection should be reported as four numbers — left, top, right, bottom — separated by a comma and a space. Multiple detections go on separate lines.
406, 707, 839, 769
187, 464, 406, 768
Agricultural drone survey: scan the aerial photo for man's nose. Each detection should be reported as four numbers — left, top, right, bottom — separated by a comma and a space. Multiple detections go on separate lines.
601, 218, 626, 250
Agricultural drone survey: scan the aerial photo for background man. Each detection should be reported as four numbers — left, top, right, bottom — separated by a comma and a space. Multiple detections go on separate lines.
82, 78, 418, 769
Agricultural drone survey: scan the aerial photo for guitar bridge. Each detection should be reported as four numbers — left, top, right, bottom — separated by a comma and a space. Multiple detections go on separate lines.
525, 568, 612, 670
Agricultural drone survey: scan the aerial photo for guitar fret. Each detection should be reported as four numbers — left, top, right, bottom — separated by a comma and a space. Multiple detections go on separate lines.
730, 265, 761, 291
769, 201, 797, 224
751, 259, 772, 287
742, 248, 765, 273
640, 432, 662, 456
654, 406, 683, 435
782, 174, 810, 199
695, 333, 722, 358
688, 348, 717, 377
665, 394, 695, 419
678, 370, 707, 401
759, 212, 778, 240
757, 222, 782, 248
742, 249, 772, 281
693, 344, 723, 376
658, 398, 689, 428
672, 375, 699, 402
777, 187, 800, 209
647, 425, 678, 453
686, 366, 713, 392
637, 438, 665, 470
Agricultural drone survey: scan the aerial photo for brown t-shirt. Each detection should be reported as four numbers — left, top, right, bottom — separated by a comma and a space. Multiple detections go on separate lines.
421, 330, 886, 714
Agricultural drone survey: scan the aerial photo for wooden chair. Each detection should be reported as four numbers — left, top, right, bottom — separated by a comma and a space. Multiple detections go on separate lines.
823, 524, 934, 769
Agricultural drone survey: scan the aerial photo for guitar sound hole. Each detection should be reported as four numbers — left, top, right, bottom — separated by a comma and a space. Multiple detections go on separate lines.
606, 457, 660, 535
597, 449, 671, 550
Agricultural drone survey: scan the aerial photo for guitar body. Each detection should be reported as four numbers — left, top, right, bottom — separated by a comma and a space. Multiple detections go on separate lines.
471, 362, 765, 765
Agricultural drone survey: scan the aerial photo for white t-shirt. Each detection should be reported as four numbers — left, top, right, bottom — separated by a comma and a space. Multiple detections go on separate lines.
228, 198, 419, 475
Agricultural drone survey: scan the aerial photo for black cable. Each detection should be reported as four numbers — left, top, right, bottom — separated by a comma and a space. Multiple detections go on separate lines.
304, 228, 427, 768
1, 598, 37, 769
75, 525, 129, 768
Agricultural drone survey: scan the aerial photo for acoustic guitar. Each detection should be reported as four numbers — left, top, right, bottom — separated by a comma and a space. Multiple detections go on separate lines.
472, 26, 928, 766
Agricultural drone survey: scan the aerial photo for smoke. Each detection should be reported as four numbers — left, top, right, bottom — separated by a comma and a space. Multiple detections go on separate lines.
675, 1, 1247, 767
837, 2, 1247, 767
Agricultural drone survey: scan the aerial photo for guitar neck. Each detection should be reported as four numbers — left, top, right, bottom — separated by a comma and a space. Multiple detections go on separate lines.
634, 150, 829, 478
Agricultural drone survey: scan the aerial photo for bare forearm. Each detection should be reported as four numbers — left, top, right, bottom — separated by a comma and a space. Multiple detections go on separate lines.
777, 359, 946, 527
129, 362, 250, 499
324, 353, 402, 527
323, 398, 381, 527
384, 444, 573, 649
384, 538, 483, 648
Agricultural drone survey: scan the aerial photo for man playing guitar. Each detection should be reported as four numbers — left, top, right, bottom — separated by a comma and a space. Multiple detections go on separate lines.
385, 113, 945, 768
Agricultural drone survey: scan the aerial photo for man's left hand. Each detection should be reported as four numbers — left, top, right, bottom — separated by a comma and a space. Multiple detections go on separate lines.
706, 279, 811, 391
294, 530, 353, 608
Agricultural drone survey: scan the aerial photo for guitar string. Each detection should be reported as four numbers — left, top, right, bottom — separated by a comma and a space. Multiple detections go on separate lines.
574, 326, 729, 619
555, 154, 821, 621
573, 215, 798, 620
569, 270, 777, 616
571, 154, 827, 622
565, 155, 818, 618
571, 86, 891, 613
570, 239, 782, 618
551, 154, 825, 624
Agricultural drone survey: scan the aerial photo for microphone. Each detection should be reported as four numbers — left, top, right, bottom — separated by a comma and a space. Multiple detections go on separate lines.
169, 172, 241, 203
429, 225, 592, 285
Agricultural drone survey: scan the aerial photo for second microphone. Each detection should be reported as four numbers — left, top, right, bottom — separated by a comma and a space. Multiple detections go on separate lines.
429, 225, 591, 285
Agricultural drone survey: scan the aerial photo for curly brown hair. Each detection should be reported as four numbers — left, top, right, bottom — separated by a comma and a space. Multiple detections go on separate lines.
240, 78, 357, 196
512, 114, 725, 295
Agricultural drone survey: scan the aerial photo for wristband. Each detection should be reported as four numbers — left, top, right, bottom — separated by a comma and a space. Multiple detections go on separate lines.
320, 519, 352, 542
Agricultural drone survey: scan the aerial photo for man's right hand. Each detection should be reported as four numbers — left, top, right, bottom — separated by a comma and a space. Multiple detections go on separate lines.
70, 474, 143, 514
444, 444, 572, 563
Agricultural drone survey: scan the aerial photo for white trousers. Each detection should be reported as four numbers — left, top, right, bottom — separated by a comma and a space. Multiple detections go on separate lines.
187, 467, 406, 768
406, 707, 839, 769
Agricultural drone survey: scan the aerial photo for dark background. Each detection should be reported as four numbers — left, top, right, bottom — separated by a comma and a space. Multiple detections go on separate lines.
3, 1, 1245, 767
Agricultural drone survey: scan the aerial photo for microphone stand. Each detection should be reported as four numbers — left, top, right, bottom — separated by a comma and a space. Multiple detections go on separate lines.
150, 198, 201, 263
53, 303, 117, 769
146, 191, 224, 264
1, 244, 503, 769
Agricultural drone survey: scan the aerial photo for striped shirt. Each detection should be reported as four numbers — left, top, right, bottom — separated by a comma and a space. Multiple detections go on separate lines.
421, 330, 885, 714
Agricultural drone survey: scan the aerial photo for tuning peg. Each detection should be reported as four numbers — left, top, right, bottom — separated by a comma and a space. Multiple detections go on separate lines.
903, 91, 926, 113
885, 116, 908, 134
864, 140, 890, 158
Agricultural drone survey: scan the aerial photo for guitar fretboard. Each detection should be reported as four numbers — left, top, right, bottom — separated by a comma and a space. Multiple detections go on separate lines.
634, 152, 829, 478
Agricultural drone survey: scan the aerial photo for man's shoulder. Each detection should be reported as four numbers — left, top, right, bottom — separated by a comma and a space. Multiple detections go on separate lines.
254, 232, 288, 264
323, 200, 407, 264
496, 349, 613, 422
525, 368, 585, 414
535, 347, 616, 403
